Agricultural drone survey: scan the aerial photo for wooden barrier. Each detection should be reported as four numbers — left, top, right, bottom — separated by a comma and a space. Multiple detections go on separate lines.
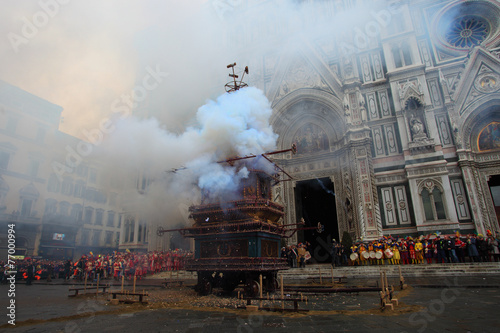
109, 290, 149, 304
68, 285, 109, 297
162, 279, 185, 288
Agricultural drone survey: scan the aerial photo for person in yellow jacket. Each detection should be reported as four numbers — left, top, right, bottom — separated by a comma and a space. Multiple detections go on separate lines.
350, 244, 359, 266
392, 242, 401, 265
415, 239, 424, 264
358, 242, 368, 265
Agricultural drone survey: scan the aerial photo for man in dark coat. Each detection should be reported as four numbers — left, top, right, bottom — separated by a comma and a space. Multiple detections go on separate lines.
477, 235, 489, 262
26, 260, 34, 285
331, 239, 341, 268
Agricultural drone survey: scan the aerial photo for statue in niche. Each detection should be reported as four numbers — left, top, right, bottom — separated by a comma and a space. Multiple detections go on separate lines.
410, 116, 423, 135
293, 123, 329, 155
409, 113, 427, 141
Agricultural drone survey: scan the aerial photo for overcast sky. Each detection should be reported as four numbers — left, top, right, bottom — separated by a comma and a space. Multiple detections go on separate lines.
1, 0, 389, 139
0, 0, 225, 136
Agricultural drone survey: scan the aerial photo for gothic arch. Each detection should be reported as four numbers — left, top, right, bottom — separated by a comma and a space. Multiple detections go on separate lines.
416, 178, 448, 222
460, 96, 500, 151
270, 89, 345, 150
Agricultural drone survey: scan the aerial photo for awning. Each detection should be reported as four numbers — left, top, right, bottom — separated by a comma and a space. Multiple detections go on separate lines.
40, 244, 75, 249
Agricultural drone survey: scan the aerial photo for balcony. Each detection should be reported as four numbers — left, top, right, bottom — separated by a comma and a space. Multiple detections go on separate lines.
1, 212, 41, 224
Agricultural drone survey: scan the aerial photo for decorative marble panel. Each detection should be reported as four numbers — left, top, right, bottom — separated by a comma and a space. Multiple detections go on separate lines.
384, 123, 399, 154
381, 187, 397, 226
427, 78, 443, 108
360, 54, 373, 83
436, 114, 453, 146
367, 92, 379, 120
378, 90, 391, 118
371, 52, 384, 80
372, 126, 385, 156
395, 185, 411, 224
450, 179, 471, 220
418, 39, 433, 67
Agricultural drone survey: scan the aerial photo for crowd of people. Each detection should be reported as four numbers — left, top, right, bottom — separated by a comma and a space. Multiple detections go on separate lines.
339, 232, 500, 266
2, 232, 500, 284
280, 232, 500, 268
281, 242, 313, 268
0, 249, 193, 285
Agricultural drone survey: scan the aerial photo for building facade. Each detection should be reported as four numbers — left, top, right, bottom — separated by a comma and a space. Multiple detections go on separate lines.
232, 0, 500, 244
0, 80, 123, 260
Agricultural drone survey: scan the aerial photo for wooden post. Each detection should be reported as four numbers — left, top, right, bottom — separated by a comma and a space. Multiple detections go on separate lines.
133, 274, 137, 293
259, 274, 263, 309
280, 275, 284, 311
121, 275, 124, 293
384, 271, 389, 294
380, 271, 384, 291
96, 273, 100, 296
399, 265, 405, 289
84, 273, 88, 293
331, 266, 334, 285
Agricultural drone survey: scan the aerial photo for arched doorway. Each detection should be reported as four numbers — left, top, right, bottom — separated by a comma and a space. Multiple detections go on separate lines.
295, 177, 338, 263
488, 175, 500, 229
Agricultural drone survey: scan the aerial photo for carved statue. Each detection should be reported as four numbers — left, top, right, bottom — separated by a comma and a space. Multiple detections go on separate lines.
410, 117, 424, 136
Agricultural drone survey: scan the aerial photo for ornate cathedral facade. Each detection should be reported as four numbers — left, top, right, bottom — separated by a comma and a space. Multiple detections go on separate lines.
237, 0, 500, 242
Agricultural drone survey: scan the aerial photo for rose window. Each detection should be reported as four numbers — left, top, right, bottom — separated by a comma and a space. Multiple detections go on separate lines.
445, 16, 489, 48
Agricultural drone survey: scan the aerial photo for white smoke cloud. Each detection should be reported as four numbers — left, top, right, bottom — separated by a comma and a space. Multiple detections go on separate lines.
0, 0, 406, 227
96, 86, 277, 225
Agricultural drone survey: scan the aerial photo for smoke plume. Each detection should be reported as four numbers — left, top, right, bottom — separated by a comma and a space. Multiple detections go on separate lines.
96, 86, 277, 225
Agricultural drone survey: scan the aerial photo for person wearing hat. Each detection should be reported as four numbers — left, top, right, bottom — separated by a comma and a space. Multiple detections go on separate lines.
331, 239, 341, 268
415, 238, 424, 264
391, 241, 400, 265
446, 235, 459, 263
400, 240, 409, 265
454, 236, 466, 263
358, 241, 368, 266
350, 242, 359, 266
423, 238, 433, 264
477, 234, 489, 262
467, 234, 479, 262
435, 235, 447, 263
487, 233, 499, 262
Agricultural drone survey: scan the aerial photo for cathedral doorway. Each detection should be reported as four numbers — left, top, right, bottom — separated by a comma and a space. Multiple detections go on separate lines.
488, 175, 500, 229
294, 177, 338, 263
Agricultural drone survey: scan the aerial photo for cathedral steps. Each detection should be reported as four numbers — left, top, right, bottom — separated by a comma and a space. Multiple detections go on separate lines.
278, 262, 500, 280
152, 262, 500, 282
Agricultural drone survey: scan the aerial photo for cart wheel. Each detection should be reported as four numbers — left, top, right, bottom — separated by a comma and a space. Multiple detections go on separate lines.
245, 280, 260, 297
199, 280, 212, 296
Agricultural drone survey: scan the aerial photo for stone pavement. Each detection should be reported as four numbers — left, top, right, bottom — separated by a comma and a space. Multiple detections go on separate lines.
1, 269, 500, 332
